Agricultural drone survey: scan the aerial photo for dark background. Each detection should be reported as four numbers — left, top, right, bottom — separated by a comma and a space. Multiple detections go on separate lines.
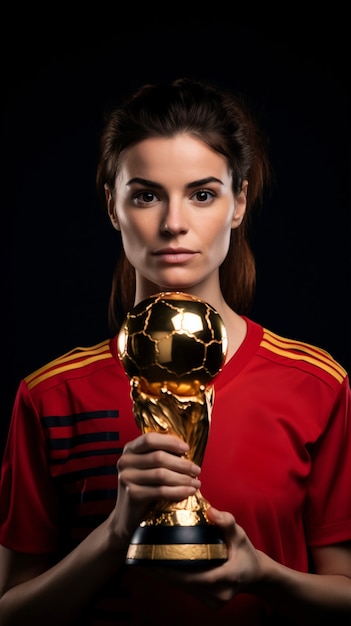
1, 15, 350, 461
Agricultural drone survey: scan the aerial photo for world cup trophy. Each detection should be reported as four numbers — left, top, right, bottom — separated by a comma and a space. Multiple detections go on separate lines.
117, 291, 228, 568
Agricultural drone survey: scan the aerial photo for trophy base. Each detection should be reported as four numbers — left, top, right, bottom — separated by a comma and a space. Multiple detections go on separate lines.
126, 524, 227, 568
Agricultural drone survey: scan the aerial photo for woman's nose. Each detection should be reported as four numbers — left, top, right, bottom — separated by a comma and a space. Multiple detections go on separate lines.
160, 200, 189, 235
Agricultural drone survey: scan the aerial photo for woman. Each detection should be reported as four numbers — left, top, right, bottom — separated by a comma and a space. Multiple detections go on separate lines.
0, 78, 350, 625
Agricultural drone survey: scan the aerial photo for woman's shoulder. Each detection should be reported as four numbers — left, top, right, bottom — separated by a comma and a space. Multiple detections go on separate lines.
255, 321, 348, 387
23, 337, 118, 393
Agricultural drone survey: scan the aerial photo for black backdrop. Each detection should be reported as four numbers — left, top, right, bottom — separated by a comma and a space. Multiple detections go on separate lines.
1, 18, 350, 461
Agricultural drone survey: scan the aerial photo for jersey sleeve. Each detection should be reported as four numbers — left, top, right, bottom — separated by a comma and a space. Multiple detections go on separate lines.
305, 375, 351, 546
0, 380, 60, 553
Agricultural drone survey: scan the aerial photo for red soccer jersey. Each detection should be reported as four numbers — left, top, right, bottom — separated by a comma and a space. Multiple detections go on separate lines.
1, 318, 350, 625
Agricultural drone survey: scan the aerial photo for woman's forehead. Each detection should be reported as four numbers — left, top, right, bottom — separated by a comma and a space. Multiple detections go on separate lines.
118, 134, 230, 181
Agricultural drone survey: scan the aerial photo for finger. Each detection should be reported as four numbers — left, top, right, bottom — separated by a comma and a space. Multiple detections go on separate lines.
205, 507, 235, 528
123, 481, 201, 503
119, 448, 201, 476
126, 432, 190, 456
121, 465, 201, 489
205, 507, 237, 550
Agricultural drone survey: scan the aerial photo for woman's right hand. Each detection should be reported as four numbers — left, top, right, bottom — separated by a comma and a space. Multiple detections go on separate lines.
110, 432, 202, 543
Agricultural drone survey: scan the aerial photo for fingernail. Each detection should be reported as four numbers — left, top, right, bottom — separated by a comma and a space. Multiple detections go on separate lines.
179, 441, 189, 452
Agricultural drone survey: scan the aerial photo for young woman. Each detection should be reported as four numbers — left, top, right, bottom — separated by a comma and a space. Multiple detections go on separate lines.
0, 78, 350, 625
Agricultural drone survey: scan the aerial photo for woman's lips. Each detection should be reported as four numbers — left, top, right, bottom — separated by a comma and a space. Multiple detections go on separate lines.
153, 248, 197, 264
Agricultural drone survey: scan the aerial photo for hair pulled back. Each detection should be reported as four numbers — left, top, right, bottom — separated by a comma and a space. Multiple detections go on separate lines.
96, 78, 271, 333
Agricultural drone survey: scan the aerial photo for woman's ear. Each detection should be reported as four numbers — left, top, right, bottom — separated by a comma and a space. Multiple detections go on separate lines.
105, 184, 120, 230
231, 180, 248, 228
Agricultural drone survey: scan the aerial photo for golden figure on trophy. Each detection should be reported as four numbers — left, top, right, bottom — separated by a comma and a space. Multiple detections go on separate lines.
118, 291, 228, 568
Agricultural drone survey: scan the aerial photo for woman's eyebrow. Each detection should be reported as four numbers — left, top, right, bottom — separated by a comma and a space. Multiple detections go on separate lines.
126, 177, 162, 188
187, 177, 224, 188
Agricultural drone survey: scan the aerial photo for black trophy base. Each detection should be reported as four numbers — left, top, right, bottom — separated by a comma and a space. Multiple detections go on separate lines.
126, 523, 227, 568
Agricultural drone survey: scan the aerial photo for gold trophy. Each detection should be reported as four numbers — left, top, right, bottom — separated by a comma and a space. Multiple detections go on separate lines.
118, 291, 228, 567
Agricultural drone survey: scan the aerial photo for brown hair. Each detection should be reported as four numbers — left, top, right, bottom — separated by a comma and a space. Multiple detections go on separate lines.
96, 78, 272, 333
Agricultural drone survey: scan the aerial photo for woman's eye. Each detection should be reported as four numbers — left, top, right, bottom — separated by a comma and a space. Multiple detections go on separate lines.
134, 191, 157, 204
192, 190, 215, 202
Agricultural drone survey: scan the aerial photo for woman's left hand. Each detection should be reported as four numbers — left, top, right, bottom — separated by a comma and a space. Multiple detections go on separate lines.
146, 506, 264, 609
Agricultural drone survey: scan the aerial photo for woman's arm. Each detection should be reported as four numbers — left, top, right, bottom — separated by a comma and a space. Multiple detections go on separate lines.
0, 519, 127, 626
0, 433, 201, 626
255, 541, 351, 624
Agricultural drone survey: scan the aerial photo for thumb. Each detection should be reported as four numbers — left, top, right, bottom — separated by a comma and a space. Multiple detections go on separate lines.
206, 506, 235, 528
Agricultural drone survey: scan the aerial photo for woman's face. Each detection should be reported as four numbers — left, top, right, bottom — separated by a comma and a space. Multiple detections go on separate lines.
107, 134, 246, 301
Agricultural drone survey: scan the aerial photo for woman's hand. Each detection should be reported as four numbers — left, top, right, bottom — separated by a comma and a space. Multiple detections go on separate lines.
110, 432, 202, 543
148, 506, 262, 609
178, 507, 263, 607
